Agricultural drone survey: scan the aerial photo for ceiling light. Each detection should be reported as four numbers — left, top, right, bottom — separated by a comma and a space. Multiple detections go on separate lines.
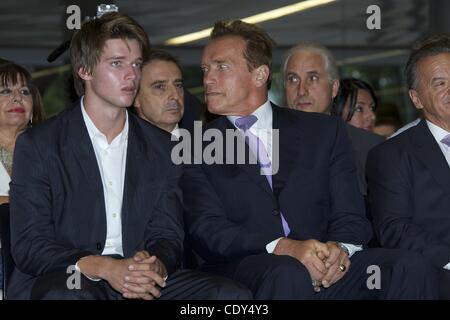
165, 0, 337, 45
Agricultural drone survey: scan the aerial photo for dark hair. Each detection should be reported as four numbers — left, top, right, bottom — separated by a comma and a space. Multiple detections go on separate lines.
30, 84, 45, 124
145, 49, 181, 71
405, 33, 450, 89
332, 78, 377, 122
210, 20, 275, 89
131, 49, 183, 116
0, 60, 31, 89
0, 58, 10, 66
70, 12, 150, 96
0, 61, 46, 125
375, 116, 401, 129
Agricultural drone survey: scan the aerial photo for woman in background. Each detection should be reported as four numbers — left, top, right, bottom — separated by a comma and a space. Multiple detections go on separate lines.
0, 61, 46, 204
0, 60, 45, 297
332, 78, 377, 132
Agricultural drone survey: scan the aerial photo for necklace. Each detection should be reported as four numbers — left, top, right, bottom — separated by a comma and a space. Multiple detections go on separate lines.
0, 146, 13, 176
0, 134, 16, 152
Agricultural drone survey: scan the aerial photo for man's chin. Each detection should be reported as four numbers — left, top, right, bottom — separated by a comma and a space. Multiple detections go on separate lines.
294, 104, 313, 112
207, 104, 225, 115
165, 115, 183, 124
118, 97, 135, 108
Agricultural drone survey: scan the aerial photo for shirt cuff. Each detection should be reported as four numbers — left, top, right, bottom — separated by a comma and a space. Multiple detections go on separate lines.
339, 243, 363, 258
266, 237, 284, 253
75, 260, 101, 282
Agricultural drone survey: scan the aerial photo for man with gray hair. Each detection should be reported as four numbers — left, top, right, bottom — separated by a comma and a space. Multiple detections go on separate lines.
282, 43, 339, 114
367, 34, 450, 298
282, 42, 384, 196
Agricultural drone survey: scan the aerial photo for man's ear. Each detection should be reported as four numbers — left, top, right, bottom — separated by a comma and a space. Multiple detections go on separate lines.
409, 89, 424, 110
254, 65, 270, 87
78, 67, 92, 81
331, 79, 340, 99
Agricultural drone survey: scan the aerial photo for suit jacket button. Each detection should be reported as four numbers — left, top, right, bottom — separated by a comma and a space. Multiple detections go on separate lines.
272, 209, 280, 216
96, 242, 102, 251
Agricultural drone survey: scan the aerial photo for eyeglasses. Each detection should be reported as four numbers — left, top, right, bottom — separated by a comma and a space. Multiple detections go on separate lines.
0, 86, 32, 100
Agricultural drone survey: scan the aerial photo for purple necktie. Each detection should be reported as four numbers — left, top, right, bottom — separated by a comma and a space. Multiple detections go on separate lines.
441, 134, 450, 147
235, 115, 290, 236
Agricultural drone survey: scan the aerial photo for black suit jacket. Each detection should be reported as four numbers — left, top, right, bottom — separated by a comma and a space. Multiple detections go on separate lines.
367, 119, 450, 268
179, 90, 203, 133
9, 103, 184, 299
182, 104, 372, 264
345, 124, 384, 195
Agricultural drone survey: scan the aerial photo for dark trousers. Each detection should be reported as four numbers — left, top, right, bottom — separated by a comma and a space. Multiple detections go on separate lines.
0, 252, 3, 289
0, 253, 3, 291
201, 248, 439, 299
30, 269, 252, 300
437, 268, 450, 299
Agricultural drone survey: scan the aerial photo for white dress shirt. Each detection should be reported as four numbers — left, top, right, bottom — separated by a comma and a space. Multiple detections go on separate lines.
426, 121, 450, 270
427, 120, 450, 168
171, 123, 180, 139
0, 162, 10, 196
389, 118, 421, 139
228, 100, 361, 257
81, 98, 128, 257
228, 100, 273, 161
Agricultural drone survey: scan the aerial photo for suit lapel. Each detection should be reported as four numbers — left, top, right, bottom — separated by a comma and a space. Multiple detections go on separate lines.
121, 115, 144, 219
120, 114, 158, 255
215, 117, 273, 195
411, 120, 450, 195
271, 104, 302, 197
67, 104, 106, 216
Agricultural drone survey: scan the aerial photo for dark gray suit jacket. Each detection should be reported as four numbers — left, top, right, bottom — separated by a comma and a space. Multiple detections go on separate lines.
8, 103, 184, 299
182, 105, 372, 264
367, 120, 450, 268
346, 124, 384, 195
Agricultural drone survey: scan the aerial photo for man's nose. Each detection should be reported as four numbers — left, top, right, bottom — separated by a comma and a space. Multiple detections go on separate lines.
203, 69, 215, 86
168, 84, 181, 99
125, 64, 139, 81
297, 80, 308, 96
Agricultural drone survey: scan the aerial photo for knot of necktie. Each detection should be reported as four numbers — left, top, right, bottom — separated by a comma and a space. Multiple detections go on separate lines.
234, 115, 258, 132
441, 134, 450, 147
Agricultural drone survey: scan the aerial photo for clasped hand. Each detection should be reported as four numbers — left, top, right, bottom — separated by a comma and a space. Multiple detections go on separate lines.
105, 250, 167, 300
311, 241, 350, 292
276, 239, 350, 293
